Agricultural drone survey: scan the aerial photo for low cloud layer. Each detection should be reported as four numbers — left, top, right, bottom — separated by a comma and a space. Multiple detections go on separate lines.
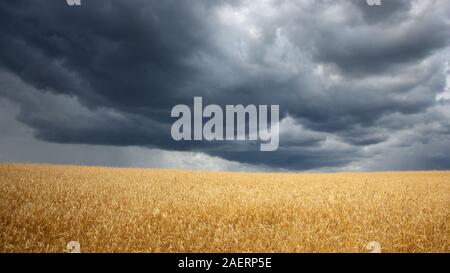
0, 0, 449, 171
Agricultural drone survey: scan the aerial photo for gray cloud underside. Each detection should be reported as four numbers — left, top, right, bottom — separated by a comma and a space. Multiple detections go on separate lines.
0, 0, 449, 171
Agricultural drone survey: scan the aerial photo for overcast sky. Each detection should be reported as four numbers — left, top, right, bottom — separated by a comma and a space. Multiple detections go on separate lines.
0, 0, 449, 172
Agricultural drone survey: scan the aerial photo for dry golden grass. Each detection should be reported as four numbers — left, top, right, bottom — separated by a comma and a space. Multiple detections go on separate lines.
0, 163, 449, 253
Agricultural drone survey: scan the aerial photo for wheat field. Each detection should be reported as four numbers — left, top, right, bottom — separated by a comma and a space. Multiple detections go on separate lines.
0, 164, 449, 253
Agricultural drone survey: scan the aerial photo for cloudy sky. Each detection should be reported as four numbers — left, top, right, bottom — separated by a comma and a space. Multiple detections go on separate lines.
0, 0, 449, 172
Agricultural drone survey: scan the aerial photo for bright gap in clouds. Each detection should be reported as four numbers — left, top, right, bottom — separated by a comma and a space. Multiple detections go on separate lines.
436, 61, 450, 101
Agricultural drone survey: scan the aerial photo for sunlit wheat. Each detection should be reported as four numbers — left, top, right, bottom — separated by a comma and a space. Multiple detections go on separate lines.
0, 164, 449, 253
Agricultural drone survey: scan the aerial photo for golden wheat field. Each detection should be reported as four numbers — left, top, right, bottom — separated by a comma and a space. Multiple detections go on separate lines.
0, 164, 449, 253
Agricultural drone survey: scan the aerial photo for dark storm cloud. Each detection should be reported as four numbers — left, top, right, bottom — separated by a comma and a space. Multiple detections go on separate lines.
211, 148, 362, 171
0, 0, 449, 171
308, 1, 450, 76
0, 0, 212, 110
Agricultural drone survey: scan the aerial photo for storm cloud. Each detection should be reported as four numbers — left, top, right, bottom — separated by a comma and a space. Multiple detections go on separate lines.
0, 0, 449, 171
